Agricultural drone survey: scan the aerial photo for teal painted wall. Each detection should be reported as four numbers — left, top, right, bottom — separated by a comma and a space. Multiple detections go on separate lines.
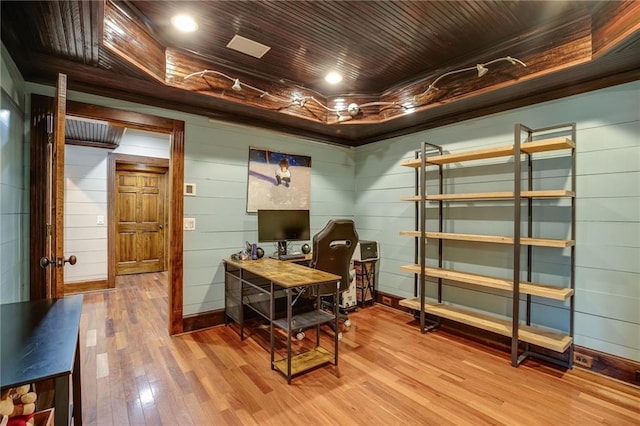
353, 81, 640, 361
0, 44, 28, 303
180, 119, 355, 314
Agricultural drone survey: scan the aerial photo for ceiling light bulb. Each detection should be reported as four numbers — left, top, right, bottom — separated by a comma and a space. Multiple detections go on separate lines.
171, 14, 198, 33
325, 72, 342, 84
476, 64, 489, 77
232, 79, 242, 91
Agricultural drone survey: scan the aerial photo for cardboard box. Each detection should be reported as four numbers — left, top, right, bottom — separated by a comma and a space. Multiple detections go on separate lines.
34, 408, 54, 426
356, 286, 374, 302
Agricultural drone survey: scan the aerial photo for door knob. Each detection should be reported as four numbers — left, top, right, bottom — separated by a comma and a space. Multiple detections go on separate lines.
39, 257, 52, 268
40, 255, 77, 268
159, 224, 163, 229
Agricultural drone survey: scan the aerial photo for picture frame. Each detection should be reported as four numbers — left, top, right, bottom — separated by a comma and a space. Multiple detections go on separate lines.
246, 146, 312, 213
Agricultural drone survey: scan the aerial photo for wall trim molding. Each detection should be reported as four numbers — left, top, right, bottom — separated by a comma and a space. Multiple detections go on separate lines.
182, 309, 225, 333
374, 291, 640, 387
64, 279, 109, 294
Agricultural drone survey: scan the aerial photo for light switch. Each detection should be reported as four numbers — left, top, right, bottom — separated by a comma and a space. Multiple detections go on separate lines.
97, 215, 105, 225
183, 217, 196, 231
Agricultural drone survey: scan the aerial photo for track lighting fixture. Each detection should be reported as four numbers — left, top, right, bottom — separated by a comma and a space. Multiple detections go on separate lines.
476, 64, 489, 77
347, 103, 360, 117
184, 69, 284, 101
413, 56, 526, 105
184, 55, 526, 122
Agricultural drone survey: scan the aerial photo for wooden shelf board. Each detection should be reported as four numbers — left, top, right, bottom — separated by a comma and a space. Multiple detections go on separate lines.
399, 231, 574, 248
400, 137, 574, 168
400, 195, 422, 202
522, 190, 575, 198
427, 145, 515, 165
521, 237, 575, 247
399, 190, 575, 201
398, 298, 572, 353
521, 137, 574, 153
400, 158, 432, 168
427, 192, 516, 200
273, 346, 333, 376
399, 265, 573, 300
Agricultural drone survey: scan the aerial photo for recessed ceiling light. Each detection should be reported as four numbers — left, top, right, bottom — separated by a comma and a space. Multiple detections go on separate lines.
325, 72, 342, 84
171, 14, 198, 33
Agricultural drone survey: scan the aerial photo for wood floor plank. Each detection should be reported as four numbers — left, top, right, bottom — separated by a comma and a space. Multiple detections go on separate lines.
76, 272, 640, 425
95, 376, 112, 426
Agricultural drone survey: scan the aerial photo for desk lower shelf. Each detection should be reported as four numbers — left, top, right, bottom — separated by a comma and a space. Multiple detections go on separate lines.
273, 346, 334, 376
272, 310, 335, 331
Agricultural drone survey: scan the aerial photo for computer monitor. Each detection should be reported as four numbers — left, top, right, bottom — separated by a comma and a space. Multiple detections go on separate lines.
257, 209, 310, 256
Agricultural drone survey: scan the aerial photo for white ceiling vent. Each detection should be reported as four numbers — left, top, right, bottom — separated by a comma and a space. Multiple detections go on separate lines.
226, 35, 271, 59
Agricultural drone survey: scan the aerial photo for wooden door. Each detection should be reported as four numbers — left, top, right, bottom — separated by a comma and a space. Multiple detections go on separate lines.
32, 74, 76, 298
115, 165, 166, 275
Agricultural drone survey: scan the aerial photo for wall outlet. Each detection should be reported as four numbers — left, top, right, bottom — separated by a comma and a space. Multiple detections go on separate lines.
573, 352, 593, 368
96, 215, 104, 225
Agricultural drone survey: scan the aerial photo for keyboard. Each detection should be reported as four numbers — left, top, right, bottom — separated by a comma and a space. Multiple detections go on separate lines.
279, 253, 306, 261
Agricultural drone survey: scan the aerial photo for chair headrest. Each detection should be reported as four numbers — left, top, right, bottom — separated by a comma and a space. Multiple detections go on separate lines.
310, 219, 359, 294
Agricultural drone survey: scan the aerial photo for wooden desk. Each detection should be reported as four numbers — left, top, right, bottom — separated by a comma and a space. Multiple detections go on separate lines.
1, 295, 83, 426
224, 257, 341, 383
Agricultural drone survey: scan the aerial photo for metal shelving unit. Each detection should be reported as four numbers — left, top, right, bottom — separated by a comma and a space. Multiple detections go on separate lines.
399, 123, 576, 367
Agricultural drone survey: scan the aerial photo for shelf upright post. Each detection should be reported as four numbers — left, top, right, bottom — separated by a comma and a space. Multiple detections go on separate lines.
419, 141, 427, 333
437, 159, 443, 304
413, 150, 420, 299
524, 126, 535, 360
526, 127, 534, 331
512, 124, 523, 366
270, 281, 275, 370
569, 122, 577, 366
286, 286, 293, 383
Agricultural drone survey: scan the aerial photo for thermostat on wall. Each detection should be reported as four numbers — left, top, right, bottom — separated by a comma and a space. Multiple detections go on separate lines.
184, 183, 196, 196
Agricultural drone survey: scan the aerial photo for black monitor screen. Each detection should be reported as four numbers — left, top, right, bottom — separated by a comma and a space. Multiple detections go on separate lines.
257, 209, 310, 242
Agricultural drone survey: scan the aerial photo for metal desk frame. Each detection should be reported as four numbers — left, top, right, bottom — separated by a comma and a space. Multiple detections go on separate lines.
224, 258, 340, 383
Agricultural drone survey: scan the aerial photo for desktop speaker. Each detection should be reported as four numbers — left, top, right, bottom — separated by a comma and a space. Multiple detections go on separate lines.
301, 243, 311, 254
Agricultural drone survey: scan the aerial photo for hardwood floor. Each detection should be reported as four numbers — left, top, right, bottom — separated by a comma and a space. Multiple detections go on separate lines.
78, 272, 640, 425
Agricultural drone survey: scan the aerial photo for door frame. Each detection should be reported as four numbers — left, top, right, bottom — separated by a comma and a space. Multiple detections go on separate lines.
30, 98, 185, 334
108, 154, 169, 282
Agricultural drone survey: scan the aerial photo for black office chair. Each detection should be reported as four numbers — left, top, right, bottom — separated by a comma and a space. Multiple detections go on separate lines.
308, 219, 359, 338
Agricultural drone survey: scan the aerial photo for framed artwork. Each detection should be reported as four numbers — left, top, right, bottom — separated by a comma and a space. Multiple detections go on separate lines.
247, 147, 312, 212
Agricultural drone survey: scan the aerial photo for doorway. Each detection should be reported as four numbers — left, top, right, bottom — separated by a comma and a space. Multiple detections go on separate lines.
30, 97, 185, 334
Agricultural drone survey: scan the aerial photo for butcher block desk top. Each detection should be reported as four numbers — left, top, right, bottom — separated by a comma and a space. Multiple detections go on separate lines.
224, 257, 340, 288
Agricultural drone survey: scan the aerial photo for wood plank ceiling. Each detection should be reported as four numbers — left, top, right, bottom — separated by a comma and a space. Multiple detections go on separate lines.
2, 1, 639, 146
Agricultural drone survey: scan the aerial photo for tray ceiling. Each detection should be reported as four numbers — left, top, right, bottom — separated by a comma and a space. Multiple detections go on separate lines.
2, 1, 639, 146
